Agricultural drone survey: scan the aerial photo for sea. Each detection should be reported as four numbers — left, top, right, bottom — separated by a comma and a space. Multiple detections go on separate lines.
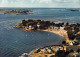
0, 8, 80, 57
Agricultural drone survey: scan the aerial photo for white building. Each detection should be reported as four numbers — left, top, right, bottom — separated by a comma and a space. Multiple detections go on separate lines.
50, 26, 54, 29
69, 41, 73, 46
29, 25, 32, 29
60, 27, 64, 30
54, 27, 59, 30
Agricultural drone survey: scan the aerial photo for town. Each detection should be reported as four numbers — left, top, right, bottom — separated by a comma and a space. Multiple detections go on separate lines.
14, 19, 65, 31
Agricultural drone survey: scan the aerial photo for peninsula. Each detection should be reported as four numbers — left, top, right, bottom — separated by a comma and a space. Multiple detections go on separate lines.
14, 19, 80, 57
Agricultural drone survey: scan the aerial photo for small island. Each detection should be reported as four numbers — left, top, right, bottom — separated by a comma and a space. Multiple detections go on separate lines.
0, 9, 36, 15
14, 19, 80, 57
66, 9, 79, 11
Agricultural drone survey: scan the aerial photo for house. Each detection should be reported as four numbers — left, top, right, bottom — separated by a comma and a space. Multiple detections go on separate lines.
37, 22, 40, 29
69, 41, 73, 46
49, 26, 59, 30
29, 25, 33, 30
47, 49, 52, 53
54, 27, 59, 30
56, 48, 60, 51
60, 27, 64, 30
43, 48, 48, 53
50, 26, 54, 29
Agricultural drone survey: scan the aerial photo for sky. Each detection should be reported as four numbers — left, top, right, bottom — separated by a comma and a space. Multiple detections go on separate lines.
0, 0, 80, 8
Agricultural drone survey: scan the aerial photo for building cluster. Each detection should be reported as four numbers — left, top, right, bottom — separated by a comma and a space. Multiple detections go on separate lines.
30, 45, 66, 57
68, 39, 79, 46
15, 19, 80, 32
30, 44, 80, 57
62, 39, 79, 46
15, 19, 65, 31
49, 26, 64, 30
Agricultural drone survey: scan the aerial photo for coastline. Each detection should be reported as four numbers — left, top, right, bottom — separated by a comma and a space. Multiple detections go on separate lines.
42, 29, 70, 43
15, 19, 80, 57
28, 29, 71, 57
20, 29, 69, 57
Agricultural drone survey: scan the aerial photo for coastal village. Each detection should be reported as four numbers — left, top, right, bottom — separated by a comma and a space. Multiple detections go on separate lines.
14, 19, 80, 57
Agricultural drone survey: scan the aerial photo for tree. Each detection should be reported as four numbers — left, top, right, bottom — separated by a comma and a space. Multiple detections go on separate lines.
22, 19, 26, 26
56, 50, 66, 57
62, 41, 66, 45
70, 49, 74, 52
77, 48, 80, 53
66, 22, 69, 26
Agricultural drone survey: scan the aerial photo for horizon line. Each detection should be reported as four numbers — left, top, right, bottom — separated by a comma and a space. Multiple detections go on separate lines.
0, 7, 80, 8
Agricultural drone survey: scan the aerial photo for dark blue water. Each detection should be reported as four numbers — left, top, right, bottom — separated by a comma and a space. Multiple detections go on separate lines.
0, 8, 80, 57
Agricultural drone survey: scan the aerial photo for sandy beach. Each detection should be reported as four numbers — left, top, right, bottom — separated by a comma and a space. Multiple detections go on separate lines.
42, 29, 70, 43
